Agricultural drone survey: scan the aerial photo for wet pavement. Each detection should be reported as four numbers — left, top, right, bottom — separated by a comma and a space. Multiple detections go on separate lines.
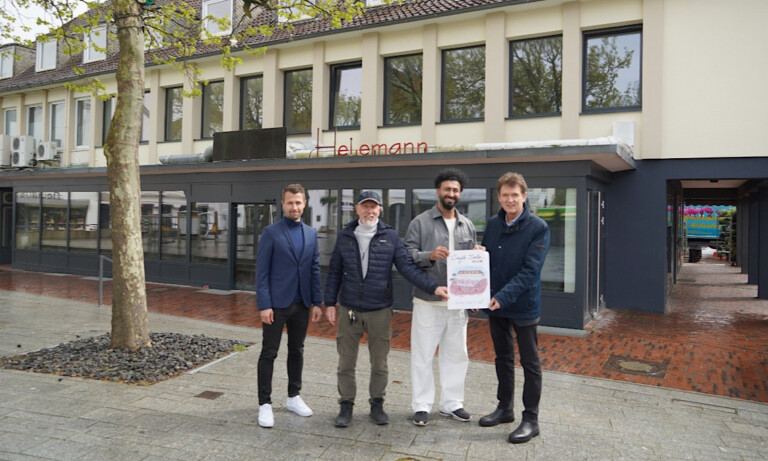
1, 251, 766, 404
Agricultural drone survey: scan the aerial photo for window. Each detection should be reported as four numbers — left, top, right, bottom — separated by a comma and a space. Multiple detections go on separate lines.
41, 192, 68, 252
384, 54, 422, 126
240, 75, 263, 130
75, 98, 91, 148
366, 0, 385, 5
284, 68, 312, 134
413, 188, 487, 242
202, 0, 232, 36
190, 202, 229, 264
99, 191, 111, 255
510, 36, 562, 117
165, 86, 183, 141
442, 46, 485, 122
36, 39, 57, 71
201, 81, 223, 138
277, 1, 311, 23
102, 97, 114, 145
330, 62, 362, 129
49, 102, 64, 147
26, 106, 42, 140
15, 192, 39, 249
583, 27, 642, 112
141, 191, 160, 259
83, 25, 107, 63
140, 91, 150, 142
0, 49, 12, 79
69, 192, 99, 253
161, 191, 187, 261
3, 109, 17, 135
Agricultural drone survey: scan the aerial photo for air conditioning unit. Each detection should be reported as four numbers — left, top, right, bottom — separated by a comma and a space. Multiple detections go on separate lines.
11, 135, 35, 156
37, 141, 58, 162
12, 149, 35, 167
0, 134, 10, 167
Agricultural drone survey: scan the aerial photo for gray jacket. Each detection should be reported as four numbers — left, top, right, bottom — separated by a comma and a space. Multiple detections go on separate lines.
404, 205, 478, 301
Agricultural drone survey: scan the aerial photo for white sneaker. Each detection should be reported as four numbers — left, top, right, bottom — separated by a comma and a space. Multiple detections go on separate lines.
286, 395, 313, 417
258, 403, 274, 428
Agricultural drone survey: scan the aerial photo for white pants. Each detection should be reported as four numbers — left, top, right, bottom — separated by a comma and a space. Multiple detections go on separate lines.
410, 299, 469, 413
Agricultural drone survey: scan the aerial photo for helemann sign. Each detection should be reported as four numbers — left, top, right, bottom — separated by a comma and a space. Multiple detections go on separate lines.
313, 137, 429, 157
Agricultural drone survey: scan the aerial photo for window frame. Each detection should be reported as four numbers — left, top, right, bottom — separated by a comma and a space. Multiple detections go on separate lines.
283, 68, 313, 135
140, 91, 150, 143
164, 86, 183, 142
201, 80, 224, 139
441, 45, 486, 123
582, 25, 643, 114
240, 75, 264, 130
26, 105, 43, 140
49, 102, 65, 147
508, 34, 563, 119
329, 61, 362, 130
102, 97, 115, 145
74, 98, 91, 148
35, 39, 57, 72
83, 25, 107, 63
0, 48, 13, 79
383, 53, 423, 127
3, 108, 17, 135
202, 0, 233, 36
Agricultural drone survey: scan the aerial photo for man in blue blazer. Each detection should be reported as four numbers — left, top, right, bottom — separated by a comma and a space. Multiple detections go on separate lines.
256, 184, 323, 428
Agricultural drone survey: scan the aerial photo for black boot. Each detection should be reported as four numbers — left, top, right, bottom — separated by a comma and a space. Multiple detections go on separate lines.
370, 398, 389, 425
335, 400, 353, 427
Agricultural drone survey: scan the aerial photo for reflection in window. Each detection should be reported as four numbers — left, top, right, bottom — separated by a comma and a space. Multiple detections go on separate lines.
69, 192, 99, 253
141, 191, 160, 259
161, 191, 187, 261
165, 86, 183, 141
510, 36, 562, 117
384, 54, 422, 126
284, 68, 312, 133
201, 81, 224, 138
27, 106, 42, 140
75, 98, 91, 148
330, 63, 361, 129
240, 75, 263, 130
442, 46, 485, 122
15, 192, 39, 249
190, 202, 229, 264
306, 189, 339, 268
41, 192, 68, 252
492, 187, 577, 292
99, 192, 111, 255
412, 188, 487, 242
102, 97, 114, 145
140, 91, 150, 142
49, 102, 64, 147
583, 27, 642, 111
4, 109, 17, 135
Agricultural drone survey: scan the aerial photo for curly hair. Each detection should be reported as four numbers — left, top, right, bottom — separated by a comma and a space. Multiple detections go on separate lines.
433, 168, 468, 191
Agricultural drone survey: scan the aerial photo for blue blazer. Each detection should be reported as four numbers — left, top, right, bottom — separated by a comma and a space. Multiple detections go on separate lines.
256, 217, 322, 310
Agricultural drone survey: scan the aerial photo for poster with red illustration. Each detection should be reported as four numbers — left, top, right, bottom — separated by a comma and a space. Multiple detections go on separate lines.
447, 250, 490, 310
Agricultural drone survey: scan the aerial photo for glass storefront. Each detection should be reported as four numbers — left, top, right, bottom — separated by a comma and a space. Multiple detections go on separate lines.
190, 202, 229, 264
69, 192, 99, 253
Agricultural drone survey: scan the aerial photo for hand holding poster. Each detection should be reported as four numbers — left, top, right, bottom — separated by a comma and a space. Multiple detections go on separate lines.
447, 250, 490, 310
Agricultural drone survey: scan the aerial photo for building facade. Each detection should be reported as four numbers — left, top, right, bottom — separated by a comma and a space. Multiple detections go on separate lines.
0, 0, 766, 329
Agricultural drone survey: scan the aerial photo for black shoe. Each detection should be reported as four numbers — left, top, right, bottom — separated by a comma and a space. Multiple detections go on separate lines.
335, 401, 353, 428
438, 408, 471, 422
479, 406, 515, 427
370, 398, 389, 425
508, 420, 539, 444
412, 411, 429, 426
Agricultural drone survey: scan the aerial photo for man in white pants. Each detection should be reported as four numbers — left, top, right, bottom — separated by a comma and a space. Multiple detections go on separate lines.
404, 168, 481, 426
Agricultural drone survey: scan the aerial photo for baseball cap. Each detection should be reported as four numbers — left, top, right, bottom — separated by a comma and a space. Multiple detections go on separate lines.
357, 190, 382, 205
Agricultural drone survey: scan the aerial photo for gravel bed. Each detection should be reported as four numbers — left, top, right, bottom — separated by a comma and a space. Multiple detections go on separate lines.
0, 332, 249, 384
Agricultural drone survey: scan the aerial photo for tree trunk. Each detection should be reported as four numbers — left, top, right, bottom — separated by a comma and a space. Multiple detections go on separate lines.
106, 0, 150, 350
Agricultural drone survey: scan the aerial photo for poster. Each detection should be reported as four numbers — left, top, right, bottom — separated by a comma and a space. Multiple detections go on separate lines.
447, 250, 490, 310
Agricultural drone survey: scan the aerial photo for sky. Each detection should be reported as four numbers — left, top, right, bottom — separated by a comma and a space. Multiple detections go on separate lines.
2, 2, 87, 44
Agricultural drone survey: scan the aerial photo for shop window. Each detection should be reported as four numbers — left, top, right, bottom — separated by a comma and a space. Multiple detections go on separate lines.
26, 105, 42, 140
165, 86, 183, 141
510, 35, 562, 117
141, 191, 160, 259
14, 192, 39, 249
36, 39, 56, 71
75, 98, 91, 148
49, 102, 64, 147
583, 26, 642, 112
41, 192, 68, 252
442, 46, 485, 122
190, 202, 229, 264
140, 91, 150, 142
201, 81, 224, 138
412, 188, 487, 242
3, 109, 16, 135
491, 187, 577, 293
306, 189, 339, 268
69, 192, 99, 253
330, 62, 362, 130
99, 191, 111, 255
284, 68, 312, 134
240, 75, 263, 130
384, 54, 422, 126
202, 0, 232, 36
161, 191, 187, 261
83, 25, 107, 63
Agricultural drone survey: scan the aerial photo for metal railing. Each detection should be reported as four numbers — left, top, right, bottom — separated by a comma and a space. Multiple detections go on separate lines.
98, 255, 112, 307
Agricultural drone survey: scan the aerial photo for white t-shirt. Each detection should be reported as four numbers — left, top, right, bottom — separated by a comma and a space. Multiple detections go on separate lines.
422, 216, 456, 308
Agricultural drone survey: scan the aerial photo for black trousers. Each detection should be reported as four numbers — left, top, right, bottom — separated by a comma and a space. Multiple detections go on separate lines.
257, 302, 310, 405
488, 315, 542, 422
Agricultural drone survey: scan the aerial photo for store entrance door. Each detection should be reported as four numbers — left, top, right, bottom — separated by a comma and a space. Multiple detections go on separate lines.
232, 203, 278, 291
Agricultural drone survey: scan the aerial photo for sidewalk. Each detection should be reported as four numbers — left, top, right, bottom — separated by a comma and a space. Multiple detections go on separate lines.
1, 289, 767, 460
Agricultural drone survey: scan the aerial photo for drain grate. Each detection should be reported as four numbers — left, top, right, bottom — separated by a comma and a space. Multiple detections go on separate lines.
195, 391, 224, 400
602, 354, 668, 378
